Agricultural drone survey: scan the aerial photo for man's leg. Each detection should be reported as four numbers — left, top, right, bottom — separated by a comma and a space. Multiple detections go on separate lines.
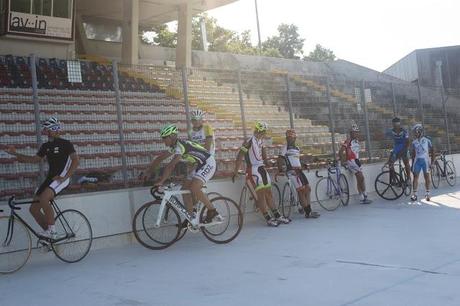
189, 178, 213, 211
30, 195, 47, 231
403, 158, 411, 180
182, 180, 194, 213
37, 187, 55, 230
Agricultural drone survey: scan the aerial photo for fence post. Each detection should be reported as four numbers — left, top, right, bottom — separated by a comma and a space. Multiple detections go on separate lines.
112, 61, 128, 187
181, 66, 192, 139
285, 73, 294, 129
439, 86, 452, 154
30, 54, 45, 181
360, 81, 372, 162
391, 82, 397, 117
416, 80, 425, 127
326, 78, 336, 159
237, 69, 247, 139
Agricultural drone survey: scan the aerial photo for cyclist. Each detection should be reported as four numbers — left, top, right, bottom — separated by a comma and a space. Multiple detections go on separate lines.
339, 123, 372, 204
140, 124, 222, 224
189, 109, 215, 155
232, 121, 291, 227
410, 124, 434, 202
277, 129, 320, 218
387, 117, 411, 182
5, 117, 79, 238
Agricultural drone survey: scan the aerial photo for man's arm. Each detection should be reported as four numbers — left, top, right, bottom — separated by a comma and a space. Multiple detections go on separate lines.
156, 155, 182, 185
5, 146, 43, 163
54, 152, 79, 182
142, 151, 173, 179
204, 136, 213, 152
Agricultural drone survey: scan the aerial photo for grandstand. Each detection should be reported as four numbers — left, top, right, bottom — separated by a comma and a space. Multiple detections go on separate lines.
0, 1, 458, 199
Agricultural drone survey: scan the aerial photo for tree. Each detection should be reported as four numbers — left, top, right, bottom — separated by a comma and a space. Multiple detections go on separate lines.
304, 44, 336, 62
142, 24, 177, 48
262, 23, 305, 59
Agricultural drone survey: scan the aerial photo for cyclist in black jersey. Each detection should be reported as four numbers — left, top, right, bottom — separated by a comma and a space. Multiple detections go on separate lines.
141, 124, 222, 224
5, 117, 79, 238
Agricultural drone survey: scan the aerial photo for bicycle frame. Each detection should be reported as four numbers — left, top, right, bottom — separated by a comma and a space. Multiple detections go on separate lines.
326, 166, 343, 196
2, 196, 75, 246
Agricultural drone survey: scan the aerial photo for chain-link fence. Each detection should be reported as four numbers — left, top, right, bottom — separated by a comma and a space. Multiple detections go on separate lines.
0, 54, 458, 199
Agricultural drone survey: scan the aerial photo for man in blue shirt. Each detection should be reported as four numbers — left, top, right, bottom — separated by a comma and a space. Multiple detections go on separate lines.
387, 117, 411, 182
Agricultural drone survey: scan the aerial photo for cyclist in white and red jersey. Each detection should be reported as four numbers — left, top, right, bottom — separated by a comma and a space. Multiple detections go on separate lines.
339, 123, 371, 204
232, 121, 290, 227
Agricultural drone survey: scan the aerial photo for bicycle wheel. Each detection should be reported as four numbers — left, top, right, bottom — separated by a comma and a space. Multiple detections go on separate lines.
374, 170, 404, 200
52, 209, 92, 263
446, 161, 457, 187
200, 197, 243, 244
315, 177, 341, 211
132, 201, 180, 250
207, 192, 223, 200
238, 186, 250, 214
398, 167, 412, 196
431, 163, 441, 189
0, 216, 31, 274
338, 174, 350, 206
281, 182, 294, 218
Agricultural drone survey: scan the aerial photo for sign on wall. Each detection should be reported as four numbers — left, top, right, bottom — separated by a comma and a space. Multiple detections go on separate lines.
8, 11, 73, 39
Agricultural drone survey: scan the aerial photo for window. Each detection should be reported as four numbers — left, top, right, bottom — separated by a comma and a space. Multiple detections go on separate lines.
53, 0, 71, 18
83, 21, 122, 42
10, 0, 31, 13
32, 0, 51, 16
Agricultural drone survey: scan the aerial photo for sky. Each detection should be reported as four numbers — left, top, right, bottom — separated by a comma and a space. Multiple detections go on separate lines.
205, 0, 459, 72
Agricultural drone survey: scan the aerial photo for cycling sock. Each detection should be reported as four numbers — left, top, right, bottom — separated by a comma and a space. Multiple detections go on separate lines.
263, 212, 271, 221
48, 224, 56, 232
271, 209, 281, 219
360, 193, 365, 200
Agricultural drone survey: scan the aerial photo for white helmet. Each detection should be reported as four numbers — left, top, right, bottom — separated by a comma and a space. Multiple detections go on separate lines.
42, 117, 61, 131
412, 123, 423, 134
191, 109, 205, 120
350, 122, 360, 132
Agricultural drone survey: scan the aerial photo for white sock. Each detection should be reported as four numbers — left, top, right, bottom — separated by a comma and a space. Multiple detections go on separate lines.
360, 193, 365, 200
48, 225, 56, 233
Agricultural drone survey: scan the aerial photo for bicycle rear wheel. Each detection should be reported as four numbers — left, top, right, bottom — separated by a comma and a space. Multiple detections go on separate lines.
281, 182, 294, 218
132, 201, 180, 250
52, 209, 93, 263
374, 170, 404, 200
315, 177, 341, 211
200, 197, 243, 244
271, 183, 281, 209
431, 163, 441, 189
446, 161, 457, 187
0, 216, 31, 274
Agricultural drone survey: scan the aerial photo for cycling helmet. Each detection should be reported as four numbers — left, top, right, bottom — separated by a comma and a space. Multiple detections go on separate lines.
286, 129, 296, 137
160, 124, 178, 138
412, 123, 423, 133
42, 117, 61, 131
350, 122, 360, 132
254, 121, 268, 133
392, 117, 401, 123
191, 109, 205, 120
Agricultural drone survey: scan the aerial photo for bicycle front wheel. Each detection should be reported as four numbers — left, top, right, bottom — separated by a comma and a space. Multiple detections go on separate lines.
132, 201, 180, 250
0, 216, 31, 274
200, 197, 243, 244
431, 163, 441, 189
446, 161, 457, 187
271, 183, 281, 209
281, 182, 294, 218
52, 209, 93, 263
374, 170, 404, 200
338, 174, 350, 206
315, 177, 341, 211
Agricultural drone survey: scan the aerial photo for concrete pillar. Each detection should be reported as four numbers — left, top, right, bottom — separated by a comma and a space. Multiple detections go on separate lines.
121, 0, 139, 65
176, 3, 192, 68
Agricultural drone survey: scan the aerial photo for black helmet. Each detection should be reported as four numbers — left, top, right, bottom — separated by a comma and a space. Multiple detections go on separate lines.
392, 117, 401, 123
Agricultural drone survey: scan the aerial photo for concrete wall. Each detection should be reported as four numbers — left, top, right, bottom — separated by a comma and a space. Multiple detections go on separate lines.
0, 36, 74, 58
2, 154, 459, 251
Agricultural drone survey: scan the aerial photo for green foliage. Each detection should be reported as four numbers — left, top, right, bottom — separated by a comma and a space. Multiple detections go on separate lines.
304, 44, 336, 62
262, 24, 305, 59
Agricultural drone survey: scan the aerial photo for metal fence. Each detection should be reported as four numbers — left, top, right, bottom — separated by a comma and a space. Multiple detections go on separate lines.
0, 54, 457, 198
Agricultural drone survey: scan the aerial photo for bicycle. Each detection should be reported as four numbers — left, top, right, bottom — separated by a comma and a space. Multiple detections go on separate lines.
314, 160, 350, 211
275, 171, 308, 218
375, 157, 411, 200
132, 184, 243, 250
0, 196, 93, 274
431, 150, 456, 188
235, 170, 280, 218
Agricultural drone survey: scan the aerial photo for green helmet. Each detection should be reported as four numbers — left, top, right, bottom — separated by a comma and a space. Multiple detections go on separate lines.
160, 124, 178, 138
254, 121, 268, 133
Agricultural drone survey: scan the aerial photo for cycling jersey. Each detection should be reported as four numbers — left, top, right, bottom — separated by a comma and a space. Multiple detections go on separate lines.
342, 138, 360, 161
412, 137, 432, 161
169, 139, 211, 167
36, 137, 75, 195
390, 128, 409, 148
189, 123, 215, 155
240, 136, 264, 167
281, 144, 302, 170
